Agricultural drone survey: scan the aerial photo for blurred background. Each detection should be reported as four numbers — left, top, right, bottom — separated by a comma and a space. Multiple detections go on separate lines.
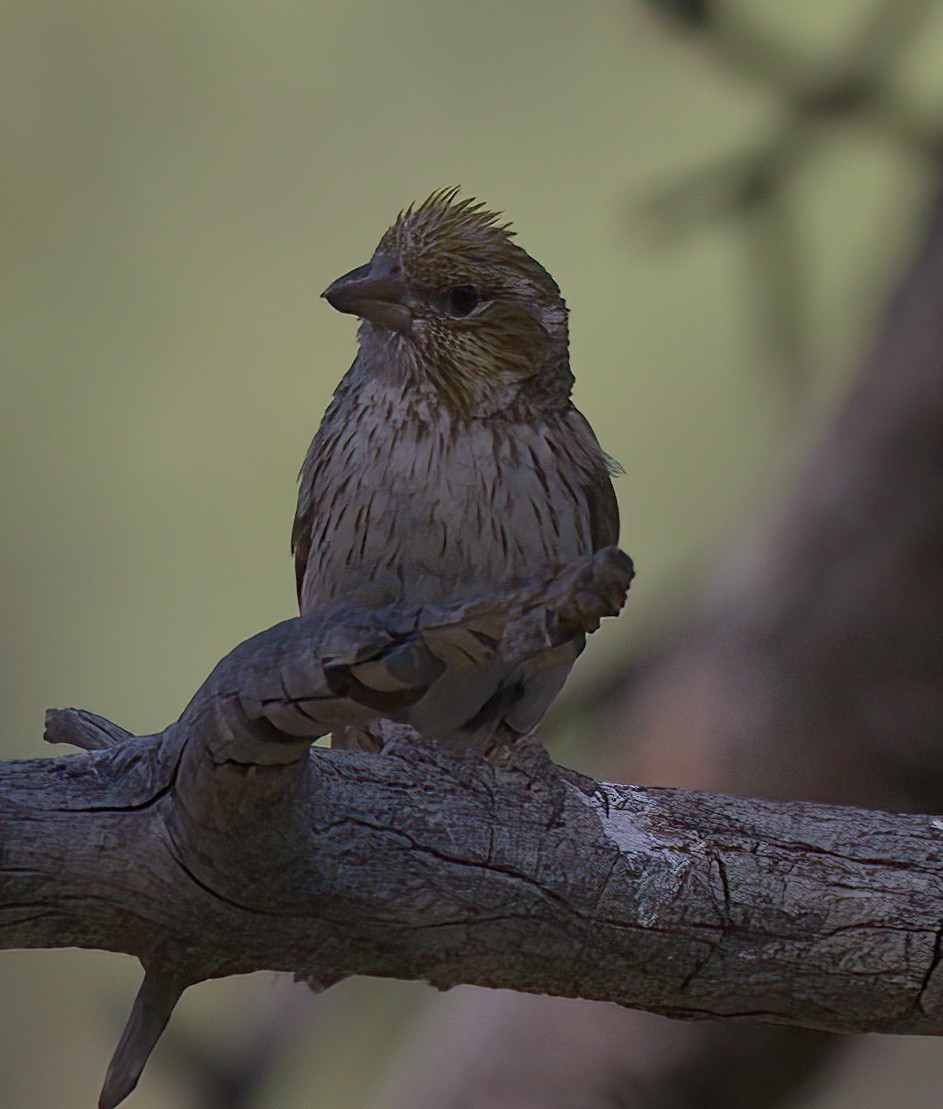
3, 1, 943, 1105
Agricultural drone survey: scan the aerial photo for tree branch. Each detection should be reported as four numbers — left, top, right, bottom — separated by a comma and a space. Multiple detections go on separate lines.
2, 547, 942, 1106
8, 730, 943, 1032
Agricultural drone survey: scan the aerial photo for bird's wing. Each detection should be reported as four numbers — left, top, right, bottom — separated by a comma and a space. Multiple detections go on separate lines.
290, 498, 312, 607
564, 406, 621, 551
291, 432, 322, 608
587, 468, 620, 551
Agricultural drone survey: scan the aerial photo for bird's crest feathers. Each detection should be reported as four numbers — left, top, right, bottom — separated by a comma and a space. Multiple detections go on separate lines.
384, 187, 516, 257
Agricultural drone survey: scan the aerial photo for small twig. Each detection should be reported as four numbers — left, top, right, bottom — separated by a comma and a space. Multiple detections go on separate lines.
44, 707, 134, 751
100, 971, 191, 1109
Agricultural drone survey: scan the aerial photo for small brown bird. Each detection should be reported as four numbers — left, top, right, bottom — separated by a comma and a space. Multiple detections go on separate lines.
293, 188, 620, 749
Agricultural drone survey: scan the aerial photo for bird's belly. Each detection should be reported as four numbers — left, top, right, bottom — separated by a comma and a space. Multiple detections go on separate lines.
303, 432, 593, 609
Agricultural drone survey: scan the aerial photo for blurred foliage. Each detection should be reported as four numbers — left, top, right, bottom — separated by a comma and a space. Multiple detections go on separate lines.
1, 1, 941, 1106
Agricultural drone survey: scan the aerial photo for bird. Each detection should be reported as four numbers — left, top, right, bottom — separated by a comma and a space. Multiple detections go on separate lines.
292, 188, 621, 750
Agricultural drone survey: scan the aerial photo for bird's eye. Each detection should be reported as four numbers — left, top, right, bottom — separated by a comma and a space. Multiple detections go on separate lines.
446, 284, 480, 317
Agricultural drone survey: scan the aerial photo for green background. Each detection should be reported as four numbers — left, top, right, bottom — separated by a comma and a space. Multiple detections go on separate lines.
2, 1, 942, 1104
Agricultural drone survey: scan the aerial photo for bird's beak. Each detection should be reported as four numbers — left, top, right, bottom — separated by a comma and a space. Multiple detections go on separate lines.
321, 255, 411, 333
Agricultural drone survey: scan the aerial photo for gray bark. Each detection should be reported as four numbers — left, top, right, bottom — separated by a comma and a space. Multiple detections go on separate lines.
9, 718, 943, 1030
1, 546, 943, 1105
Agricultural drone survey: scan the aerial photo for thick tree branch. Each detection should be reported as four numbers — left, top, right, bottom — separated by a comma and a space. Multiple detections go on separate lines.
1, 547, 942, 1105
7, 730, 943, 1034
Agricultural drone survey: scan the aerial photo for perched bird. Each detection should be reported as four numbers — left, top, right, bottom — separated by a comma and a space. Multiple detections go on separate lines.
293, 188, 620, 749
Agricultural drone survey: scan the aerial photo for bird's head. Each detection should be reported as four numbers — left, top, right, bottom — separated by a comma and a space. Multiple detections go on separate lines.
322, 189, 571, 414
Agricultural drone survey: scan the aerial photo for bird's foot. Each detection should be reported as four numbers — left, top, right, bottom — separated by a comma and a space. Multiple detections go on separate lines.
491, 730, 610, 816
489, 730, 557, 780
376, 720, 438, 761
